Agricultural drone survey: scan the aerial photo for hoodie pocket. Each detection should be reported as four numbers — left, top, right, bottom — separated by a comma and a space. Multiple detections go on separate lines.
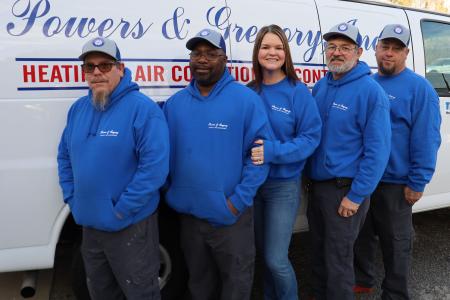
71, 194, 130, 232
166, 186, 237, 226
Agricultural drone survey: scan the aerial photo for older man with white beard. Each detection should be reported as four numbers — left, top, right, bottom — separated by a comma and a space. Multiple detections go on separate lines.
305, 23, 391, 300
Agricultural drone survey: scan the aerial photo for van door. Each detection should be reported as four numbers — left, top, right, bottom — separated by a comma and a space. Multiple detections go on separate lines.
405, 11, 450, 211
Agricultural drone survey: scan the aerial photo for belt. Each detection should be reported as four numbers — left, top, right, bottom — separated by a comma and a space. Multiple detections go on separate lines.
377, 181, 404, 188
310, 177, 353, 189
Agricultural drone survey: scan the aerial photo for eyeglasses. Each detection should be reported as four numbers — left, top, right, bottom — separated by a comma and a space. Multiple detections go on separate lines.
325, 45, 357, 54
81, 62, 118, 73
189, 51, 224, 61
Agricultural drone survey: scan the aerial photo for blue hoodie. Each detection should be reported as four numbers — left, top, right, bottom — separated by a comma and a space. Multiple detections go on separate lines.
163, 70, 272, 226
373, 68, 441, 192
306, 61, 391, 204
57, 68, 170, 232
253, 78, 321, 181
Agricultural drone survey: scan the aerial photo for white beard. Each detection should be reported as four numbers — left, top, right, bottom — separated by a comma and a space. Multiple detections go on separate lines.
327, 56, 357, 75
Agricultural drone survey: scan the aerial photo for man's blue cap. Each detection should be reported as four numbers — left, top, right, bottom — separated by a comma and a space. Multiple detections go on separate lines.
186, 29, 226, 53
323, 23, 362, 47
79, 37, 121, 61
379, 24, 410, 47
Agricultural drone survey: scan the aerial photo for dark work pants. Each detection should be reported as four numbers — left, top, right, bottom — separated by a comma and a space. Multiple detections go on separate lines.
307, 181, 369, 300
180, 208, 255, 300
354, 183, 413, 300
81, 213, 160, 300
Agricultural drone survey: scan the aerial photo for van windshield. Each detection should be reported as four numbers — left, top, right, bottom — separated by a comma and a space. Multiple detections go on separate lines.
422, 20, 450, 96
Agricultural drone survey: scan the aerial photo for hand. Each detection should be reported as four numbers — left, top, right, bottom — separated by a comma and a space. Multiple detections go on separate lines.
227, 198, 239, 216
338, 196, 360, 218
404, 186, 423, 205
251, 139, 264, 165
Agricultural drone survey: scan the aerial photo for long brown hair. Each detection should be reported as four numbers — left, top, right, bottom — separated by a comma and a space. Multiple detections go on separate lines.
249, 24, 299, 91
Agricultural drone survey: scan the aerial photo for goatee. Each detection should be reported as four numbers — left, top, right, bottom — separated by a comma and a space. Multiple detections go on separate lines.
92, 90, 109, 111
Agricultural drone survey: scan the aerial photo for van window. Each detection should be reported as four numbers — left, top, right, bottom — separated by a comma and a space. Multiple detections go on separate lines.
422, 20, 450, 96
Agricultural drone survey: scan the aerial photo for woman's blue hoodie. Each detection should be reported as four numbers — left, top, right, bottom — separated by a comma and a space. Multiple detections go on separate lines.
306, 61, 391, 204
254, 78, 322, 181
163, 70, 272, 226
57, 68, 170, 232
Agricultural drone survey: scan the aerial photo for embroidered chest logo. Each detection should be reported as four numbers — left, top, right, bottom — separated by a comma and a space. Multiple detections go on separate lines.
271, 104, 291, 115
332, 102, 349, 111
99, 130, 119, 137
208, 122, 229, 130
388, 94, 396, 100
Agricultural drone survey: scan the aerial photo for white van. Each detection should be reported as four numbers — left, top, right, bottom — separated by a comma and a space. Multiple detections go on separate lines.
1, 0, 449, 298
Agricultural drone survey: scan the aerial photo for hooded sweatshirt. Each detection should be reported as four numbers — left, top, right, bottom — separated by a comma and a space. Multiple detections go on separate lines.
306, 61, 391, 204
253, 78, 322, 181
163, 70, 272, 226
373, 68, 441, 192
57, 68, 169, 232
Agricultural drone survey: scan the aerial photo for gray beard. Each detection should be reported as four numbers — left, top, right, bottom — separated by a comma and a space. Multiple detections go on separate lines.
327, 57, 357, 75
91, 90, 109, 111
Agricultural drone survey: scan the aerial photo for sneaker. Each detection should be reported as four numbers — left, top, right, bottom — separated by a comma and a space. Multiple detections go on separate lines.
353, 285, 374, 294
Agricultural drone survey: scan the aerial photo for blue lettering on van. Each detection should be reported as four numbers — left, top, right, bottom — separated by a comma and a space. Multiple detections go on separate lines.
162, 7, 190, 40
7, 0, 152, 38
6, 1, 379, 55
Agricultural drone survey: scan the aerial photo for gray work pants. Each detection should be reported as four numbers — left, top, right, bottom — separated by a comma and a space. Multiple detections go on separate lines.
354, 183, 413, 300
81, 213, 160, 300
307, 180, 369, 300
180, 208, 255, 300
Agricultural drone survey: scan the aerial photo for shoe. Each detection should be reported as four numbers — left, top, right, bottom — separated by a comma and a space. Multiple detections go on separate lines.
353, 285, 374, 294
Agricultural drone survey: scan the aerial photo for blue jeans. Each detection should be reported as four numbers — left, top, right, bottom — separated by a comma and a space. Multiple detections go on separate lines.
254, 179, 301, 300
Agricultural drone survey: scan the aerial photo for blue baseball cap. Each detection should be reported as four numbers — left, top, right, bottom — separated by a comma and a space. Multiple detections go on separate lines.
186, 29, 226, 53
79, 37, 121, 61
379, 24, 410, 47
323, 23, 362, 47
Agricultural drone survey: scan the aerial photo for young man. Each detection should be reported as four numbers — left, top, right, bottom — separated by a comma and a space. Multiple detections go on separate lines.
57, 37, 169, 300
163, 28, 272, 300
305, 23, 391, 299
354, 24, 441, 300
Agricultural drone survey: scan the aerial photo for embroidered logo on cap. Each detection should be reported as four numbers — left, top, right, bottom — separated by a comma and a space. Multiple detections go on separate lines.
200, 30, 210, 36
394, 26, 403, 34
338, 24, 348, 31
92, 38, 105, 47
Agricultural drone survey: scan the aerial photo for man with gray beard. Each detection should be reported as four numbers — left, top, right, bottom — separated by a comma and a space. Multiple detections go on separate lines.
305, 23, 391, 300
57, 37, 169, 300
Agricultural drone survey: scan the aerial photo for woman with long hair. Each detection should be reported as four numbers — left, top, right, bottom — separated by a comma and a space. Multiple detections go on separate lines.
249, 24, 321, 299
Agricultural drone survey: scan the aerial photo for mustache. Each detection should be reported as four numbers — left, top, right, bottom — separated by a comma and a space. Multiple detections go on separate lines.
330, 57, 345, 62
90, 79, 107, 84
